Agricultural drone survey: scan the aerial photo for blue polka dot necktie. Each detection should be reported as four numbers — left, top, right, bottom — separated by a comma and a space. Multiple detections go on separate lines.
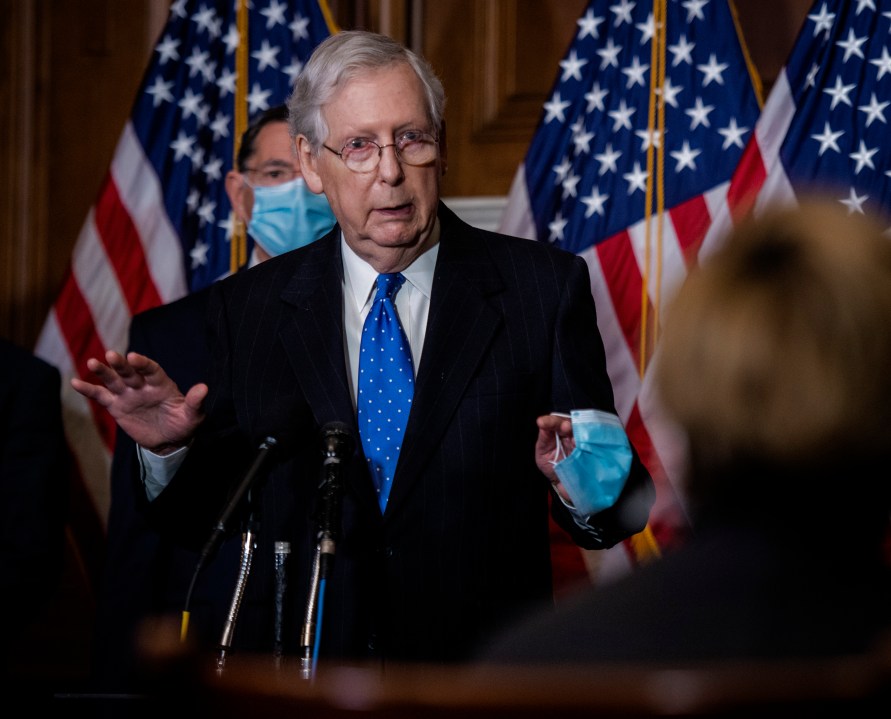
357, 273, 414, 511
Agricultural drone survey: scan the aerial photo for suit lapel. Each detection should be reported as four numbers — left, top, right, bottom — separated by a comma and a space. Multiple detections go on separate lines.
385, 206, 505, 516
275, 235, 380, 510
278, 235, 351, 415
272, 213, 509, 517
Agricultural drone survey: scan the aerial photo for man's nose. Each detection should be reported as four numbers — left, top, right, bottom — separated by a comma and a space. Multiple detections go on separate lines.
377, 143, 404, 183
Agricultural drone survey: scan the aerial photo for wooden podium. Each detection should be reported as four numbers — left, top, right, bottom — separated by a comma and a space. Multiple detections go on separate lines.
135, 621, 891, 718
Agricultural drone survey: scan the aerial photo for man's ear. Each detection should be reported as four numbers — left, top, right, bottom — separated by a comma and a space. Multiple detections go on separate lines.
296, 135, 324, 194
225, 170, 251, 223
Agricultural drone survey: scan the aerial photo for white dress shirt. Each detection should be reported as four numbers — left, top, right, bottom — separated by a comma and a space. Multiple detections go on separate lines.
341, 231, 437, 408
140, 228, 439, 500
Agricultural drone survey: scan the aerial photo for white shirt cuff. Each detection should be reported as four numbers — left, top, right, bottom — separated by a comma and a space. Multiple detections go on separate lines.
138, 444, 190, 501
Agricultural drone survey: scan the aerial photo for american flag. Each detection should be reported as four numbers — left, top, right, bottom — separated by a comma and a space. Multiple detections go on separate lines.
498, 0, 762, 578
699, 0, 891, 568
34, 0, 334, 537
706, 0, 891, 240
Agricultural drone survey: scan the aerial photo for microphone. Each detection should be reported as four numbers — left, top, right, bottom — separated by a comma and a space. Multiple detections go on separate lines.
182, 435, 282, 643
317, 422, 354, 560
195, 436, 280, 581
300, 422, 354, 679
272, 541, 291, 666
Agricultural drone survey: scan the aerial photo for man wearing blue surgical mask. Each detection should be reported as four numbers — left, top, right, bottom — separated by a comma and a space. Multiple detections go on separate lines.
93, 104, 332, 692
225, 104, 336, 263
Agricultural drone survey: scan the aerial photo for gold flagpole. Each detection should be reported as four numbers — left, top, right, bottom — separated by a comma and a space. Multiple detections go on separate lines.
230, 0, 249, 274
629, 0, 667, 565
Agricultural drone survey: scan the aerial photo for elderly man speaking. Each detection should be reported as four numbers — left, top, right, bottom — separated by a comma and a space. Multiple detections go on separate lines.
73, 30, 653, 667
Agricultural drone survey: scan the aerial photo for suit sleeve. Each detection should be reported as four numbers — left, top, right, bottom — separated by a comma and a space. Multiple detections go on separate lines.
547, 255, 655, 549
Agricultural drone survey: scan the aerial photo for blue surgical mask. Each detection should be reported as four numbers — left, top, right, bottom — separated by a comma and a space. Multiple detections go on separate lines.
552, 409, 633, 516
247, 176, 336, 257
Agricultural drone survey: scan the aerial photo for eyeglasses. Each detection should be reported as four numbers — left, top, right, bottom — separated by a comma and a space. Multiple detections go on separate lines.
241, 164, 299, 187
322, 131, 439, 173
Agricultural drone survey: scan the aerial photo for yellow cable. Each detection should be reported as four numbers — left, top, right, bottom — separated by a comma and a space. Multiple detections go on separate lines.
180, 610, 191, 643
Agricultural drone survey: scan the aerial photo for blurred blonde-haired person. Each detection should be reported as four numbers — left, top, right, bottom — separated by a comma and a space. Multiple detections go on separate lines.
481, 198, 891, 663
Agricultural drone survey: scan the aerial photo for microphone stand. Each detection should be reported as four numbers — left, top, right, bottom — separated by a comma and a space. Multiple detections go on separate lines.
181, 436, 279, 646
299, 540, 324, 681
299, 508, 339, 681
199, 436, 278, 571
272, 540, 291, 668
299, 423, 352, 682
217, 499, 260, 674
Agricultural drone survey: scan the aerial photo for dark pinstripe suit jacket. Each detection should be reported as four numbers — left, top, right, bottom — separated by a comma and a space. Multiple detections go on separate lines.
94, 288, 251, 689
150, 202, 654, 664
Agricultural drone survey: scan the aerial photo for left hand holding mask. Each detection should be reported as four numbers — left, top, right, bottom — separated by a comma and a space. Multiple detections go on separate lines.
551, 409, 633, 516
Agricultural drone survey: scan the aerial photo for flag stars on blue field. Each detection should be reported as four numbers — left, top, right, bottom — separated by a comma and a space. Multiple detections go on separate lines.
526, 0, 760, 254
155, 35, 180, 65
697, 54, 729, 87
577, 8, 604, 40
718, 119, 748, 150
252, 40, 281, 72
784, 2, 891, 214
871, 47, 891, 80
130, 0, 329, 290
560, 50, 587, 82
261, 0, 289, 28
859, 94, 889, 128
671, 141, 701, 173
683, 0, 709, 24
611, 0, 635, 27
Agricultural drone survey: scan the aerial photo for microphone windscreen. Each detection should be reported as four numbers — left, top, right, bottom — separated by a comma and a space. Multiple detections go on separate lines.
321, 421, 355, 456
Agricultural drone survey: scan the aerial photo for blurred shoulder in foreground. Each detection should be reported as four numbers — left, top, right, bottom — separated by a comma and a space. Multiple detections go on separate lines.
479, 198, 891, 665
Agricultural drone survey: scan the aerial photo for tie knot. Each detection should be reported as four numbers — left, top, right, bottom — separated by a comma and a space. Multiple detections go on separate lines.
375, 273, 405, 301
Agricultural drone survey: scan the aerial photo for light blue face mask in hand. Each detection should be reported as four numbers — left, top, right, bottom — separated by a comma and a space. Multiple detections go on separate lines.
248, 176, 336, 256
551, 409, 633, 517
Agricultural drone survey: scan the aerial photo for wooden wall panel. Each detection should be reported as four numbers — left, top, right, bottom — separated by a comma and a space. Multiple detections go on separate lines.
733, 0, 814, 98
0, 0, 162, 348
45, 0, 163, 336
423, 0, 588, 197
0, 0, 48, 347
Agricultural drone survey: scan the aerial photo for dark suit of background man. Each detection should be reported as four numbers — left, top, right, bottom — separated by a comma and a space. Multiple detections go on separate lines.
0, 338, 70, 680
73, 30, 654, 666
91, 104, 336, 689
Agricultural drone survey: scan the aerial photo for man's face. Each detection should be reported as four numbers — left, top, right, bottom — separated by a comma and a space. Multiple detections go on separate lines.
299, 63, 445, 272
225, 120, 298, 224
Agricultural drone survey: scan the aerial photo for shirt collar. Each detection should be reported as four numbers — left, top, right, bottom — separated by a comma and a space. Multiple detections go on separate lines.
342, 220, 440, 312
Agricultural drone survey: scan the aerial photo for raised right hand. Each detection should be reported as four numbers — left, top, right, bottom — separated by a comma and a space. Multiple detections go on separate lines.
71, 350, 207, 454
